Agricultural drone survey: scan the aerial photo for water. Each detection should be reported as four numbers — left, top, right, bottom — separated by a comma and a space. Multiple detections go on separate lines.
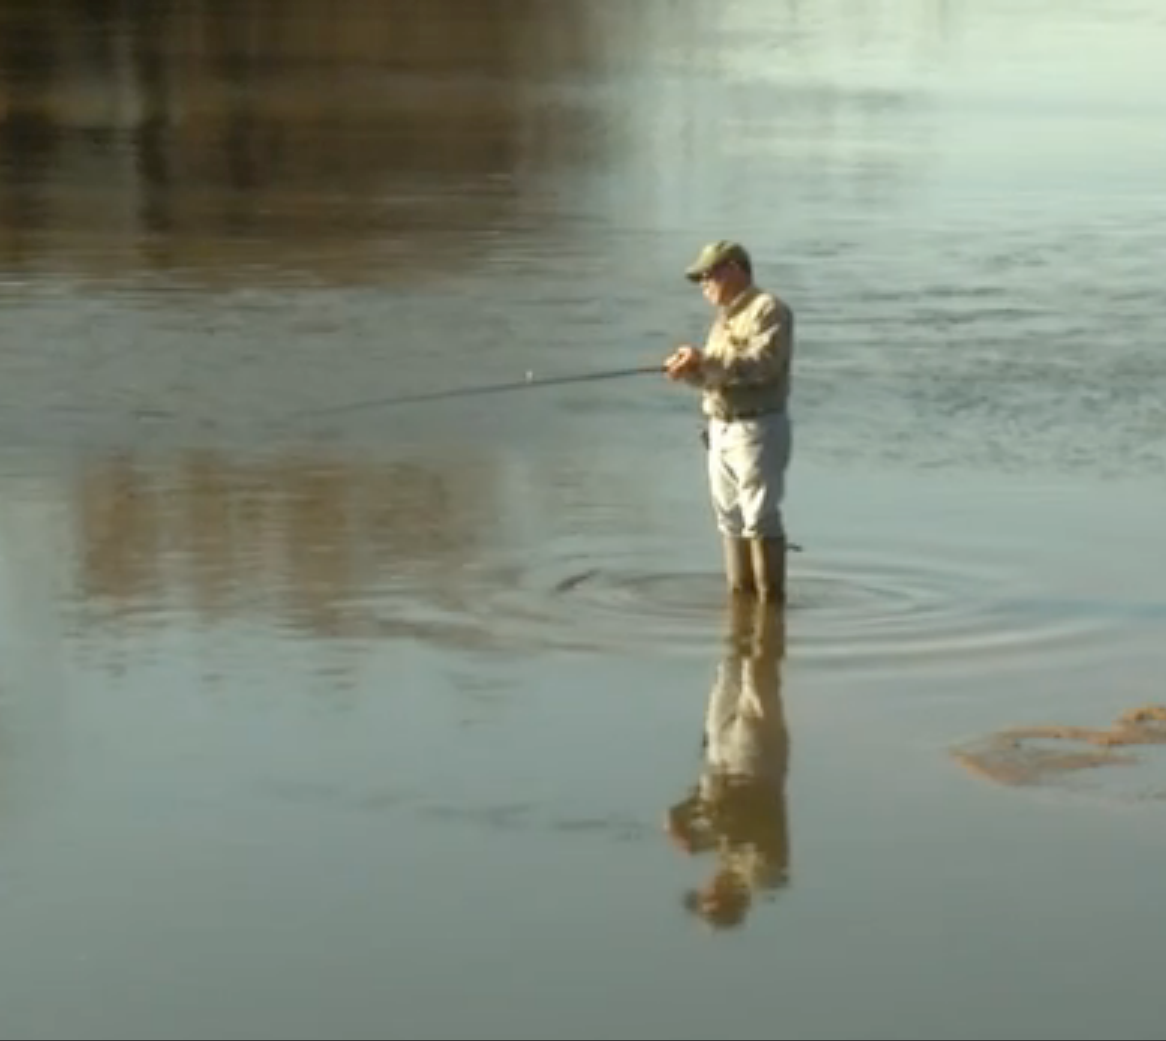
2, 2, 1165, 1038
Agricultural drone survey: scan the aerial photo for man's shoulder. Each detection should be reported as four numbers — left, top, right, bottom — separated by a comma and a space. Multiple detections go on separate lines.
757, 286, 792, 311
743, 287, 792, 323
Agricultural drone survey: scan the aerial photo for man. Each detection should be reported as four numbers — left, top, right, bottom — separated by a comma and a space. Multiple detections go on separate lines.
664, 240, 794, 602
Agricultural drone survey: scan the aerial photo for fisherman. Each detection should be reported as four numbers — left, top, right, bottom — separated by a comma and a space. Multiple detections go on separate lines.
663, 240, 794, 602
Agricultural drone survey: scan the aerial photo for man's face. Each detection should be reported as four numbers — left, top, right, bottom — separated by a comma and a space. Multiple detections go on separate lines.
700, 262, 747, 306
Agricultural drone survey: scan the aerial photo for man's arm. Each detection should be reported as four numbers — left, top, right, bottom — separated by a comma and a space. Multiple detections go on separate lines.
698, 297, 791, 389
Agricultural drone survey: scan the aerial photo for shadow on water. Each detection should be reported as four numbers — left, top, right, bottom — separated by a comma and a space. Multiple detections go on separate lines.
665, 595, 791, 931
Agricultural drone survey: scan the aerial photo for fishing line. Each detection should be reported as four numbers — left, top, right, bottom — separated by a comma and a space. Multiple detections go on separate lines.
299, 363, 664, 417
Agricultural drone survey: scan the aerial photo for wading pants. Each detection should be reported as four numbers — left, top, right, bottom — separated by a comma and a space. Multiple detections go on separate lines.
705, 410, 791, 540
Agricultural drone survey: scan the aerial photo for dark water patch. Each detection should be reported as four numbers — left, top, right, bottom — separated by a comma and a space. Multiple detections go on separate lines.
0, 0, 640, 290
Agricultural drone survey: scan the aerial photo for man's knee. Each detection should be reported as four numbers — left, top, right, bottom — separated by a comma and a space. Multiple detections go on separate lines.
740, 492, 784, 537
738, 482, 785, 540
712, 497, 745, 537
740, 516, 784, 540
708, 473, 741, 537
718, 520, 746, 539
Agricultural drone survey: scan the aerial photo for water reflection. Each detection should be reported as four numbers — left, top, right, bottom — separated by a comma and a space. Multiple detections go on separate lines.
0, 0, 971, 291
666, 596, 791, 930
0, 0, 627, 285
69, 449, 500, 640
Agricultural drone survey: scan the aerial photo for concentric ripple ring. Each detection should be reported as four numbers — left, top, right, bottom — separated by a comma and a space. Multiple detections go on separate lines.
415, 544, 1128, 672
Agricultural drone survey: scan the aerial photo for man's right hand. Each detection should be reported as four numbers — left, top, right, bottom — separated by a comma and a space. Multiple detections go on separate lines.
664, 345, 702, 380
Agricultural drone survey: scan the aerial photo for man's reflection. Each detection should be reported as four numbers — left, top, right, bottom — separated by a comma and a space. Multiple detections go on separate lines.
666, 595, 790, 929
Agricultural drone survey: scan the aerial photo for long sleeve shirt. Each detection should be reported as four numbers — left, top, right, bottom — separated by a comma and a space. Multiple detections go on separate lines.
692, 285, 793, 421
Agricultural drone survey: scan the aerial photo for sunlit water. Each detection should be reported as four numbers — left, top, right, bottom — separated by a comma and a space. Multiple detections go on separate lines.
2, 2, 1166, 1039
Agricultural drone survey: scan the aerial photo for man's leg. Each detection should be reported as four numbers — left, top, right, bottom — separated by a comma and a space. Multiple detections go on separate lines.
734, 412, 792, 603
750, 536, 786, 603
707, 419, 755, 595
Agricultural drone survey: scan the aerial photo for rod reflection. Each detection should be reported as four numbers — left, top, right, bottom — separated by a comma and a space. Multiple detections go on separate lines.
666, 595, 790, 931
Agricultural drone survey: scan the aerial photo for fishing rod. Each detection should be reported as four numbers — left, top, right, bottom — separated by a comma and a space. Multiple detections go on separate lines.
301, 362, 664, 416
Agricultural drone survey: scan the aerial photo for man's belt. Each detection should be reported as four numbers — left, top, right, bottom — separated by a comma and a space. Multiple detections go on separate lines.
710, 405, 781, 422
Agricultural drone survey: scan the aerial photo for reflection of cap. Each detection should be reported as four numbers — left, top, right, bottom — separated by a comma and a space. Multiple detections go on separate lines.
682, 877, 751, 930
684, 240, 752, 282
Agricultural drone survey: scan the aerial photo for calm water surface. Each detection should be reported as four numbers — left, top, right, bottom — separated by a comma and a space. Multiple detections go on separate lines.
2, 2, 1166, 1039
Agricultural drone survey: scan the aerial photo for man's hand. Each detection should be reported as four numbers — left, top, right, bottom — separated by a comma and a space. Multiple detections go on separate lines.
664, 344, 702, 380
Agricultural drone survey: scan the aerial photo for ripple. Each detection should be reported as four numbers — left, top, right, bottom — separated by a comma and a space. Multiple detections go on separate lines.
787, 551, 1117, 671
458, 552, 731, 655
407, 543, 1129, 672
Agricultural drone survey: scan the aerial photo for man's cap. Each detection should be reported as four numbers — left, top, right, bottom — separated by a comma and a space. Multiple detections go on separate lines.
684, 240, 751, 282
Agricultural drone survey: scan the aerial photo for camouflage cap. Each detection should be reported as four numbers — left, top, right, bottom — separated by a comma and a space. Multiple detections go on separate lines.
684, 240, 751, 282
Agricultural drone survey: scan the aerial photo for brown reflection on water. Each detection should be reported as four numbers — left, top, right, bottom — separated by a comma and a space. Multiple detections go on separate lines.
666, 596, 791, 931
952, 705, 1166, 797
70, 449, 499, 641
0, 0, 629, 285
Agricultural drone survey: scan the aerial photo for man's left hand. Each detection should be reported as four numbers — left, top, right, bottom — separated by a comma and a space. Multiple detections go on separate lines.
665, 345, 702, 379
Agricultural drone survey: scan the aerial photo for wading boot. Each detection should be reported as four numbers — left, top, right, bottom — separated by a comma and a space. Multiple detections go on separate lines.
723, 537, 756, 596
750, 536, 786, 604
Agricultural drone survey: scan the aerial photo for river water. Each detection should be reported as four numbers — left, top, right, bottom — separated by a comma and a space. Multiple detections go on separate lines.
2, 2, 1165, 1039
